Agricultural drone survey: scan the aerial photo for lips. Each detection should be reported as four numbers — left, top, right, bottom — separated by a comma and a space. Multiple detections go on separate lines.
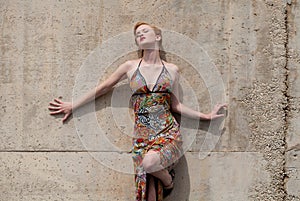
140, 36, 145, 41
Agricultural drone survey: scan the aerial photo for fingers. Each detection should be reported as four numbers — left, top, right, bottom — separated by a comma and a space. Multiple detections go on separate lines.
62, 113, 71, 123
49, 101, 60, 107
48, 106, 61, 110
215, 103, 228, 112
48, 99, 62, 112
211, 103, 228, 120
48, 98, 64, 110
211, 113, 225, 120
54, 98, 63, 104
216, 103, 227, 108
49, 109, 63, 115
49, 98, 63, 107
48, 98, 71, 123
221, 103, 228, 108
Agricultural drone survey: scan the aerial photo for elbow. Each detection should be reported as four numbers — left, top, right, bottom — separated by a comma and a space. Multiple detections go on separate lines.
171, 103, 181, 114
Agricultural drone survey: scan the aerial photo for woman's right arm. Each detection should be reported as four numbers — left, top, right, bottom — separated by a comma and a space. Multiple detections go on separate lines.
48, 61, 131, 122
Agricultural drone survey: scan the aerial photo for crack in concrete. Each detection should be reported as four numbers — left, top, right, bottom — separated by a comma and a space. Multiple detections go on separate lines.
283, 1, 292, 200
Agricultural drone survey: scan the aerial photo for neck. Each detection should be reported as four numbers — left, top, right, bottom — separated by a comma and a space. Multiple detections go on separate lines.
142, 49, 161, 65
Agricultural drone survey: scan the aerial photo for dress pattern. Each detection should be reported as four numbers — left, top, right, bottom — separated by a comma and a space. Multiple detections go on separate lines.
130, 59, 183, 201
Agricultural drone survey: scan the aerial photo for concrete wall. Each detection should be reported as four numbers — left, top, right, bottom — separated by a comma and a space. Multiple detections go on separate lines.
0, 0, 299, 200
286, 0, 300, 200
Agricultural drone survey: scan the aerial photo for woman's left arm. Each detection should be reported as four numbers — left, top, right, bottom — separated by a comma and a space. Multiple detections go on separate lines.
170, 65, 227, 120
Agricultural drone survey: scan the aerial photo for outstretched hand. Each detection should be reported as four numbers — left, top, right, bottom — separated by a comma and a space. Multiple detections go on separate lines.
209, 103, 228, 120
48, 98, 72, 123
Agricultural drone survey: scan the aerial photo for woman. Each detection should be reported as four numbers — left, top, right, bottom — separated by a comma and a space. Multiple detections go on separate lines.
49, 22, 227, 201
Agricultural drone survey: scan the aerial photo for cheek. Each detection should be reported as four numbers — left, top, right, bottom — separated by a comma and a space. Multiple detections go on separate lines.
135, 36, 141, 44
145, 32, 156, 41
135, 39, 143, 48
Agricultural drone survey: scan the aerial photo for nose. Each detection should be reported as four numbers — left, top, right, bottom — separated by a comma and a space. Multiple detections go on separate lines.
136, 32, 144, 38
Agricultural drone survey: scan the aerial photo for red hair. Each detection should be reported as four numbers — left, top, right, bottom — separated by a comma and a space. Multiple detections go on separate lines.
134, 22, 162, 37
133, 22, 166, 60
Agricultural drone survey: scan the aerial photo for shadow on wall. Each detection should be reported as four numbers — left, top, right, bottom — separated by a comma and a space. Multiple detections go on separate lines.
165, 155, 190, 201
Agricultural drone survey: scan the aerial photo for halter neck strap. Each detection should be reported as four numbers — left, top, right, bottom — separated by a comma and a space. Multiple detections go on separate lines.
138, 59, 142, 67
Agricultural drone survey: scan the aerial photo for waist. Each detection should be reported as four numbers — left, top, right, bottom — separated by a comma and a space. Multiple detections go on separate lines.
131, 91, 171, 96
133, 133, 177, 145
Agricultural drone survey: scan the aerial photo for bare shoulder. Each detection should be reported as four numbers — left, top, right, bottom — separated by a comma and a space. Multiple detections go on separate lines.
126, 59, 141, 67
164, 61, 179, 73
124, 59, 141, 78
118, 59, 139, 72
163, 61, 180, 80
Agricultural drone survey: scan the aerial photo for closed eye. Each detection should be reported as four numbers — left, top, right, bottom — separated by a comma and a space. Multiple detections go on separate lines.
135, 28, 150, 38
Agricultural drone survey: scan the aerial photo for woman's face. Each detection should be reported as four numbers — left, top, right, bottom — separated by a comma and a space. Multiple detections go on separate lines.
135, 24, 160, 50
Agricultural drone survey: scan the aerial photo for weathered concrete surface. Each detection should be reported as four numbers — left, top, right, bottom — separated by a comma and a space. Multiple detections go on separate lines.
0, 0, 298, 200
286, 0, 300, 200
169, 152, 271, 201
0, 152, 135, 201
0, 152, 270, 201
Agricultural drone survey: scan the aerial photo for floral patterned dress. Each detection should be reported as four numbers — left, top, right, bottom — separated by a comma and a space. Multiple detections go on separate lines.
130, 59, 183, 201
